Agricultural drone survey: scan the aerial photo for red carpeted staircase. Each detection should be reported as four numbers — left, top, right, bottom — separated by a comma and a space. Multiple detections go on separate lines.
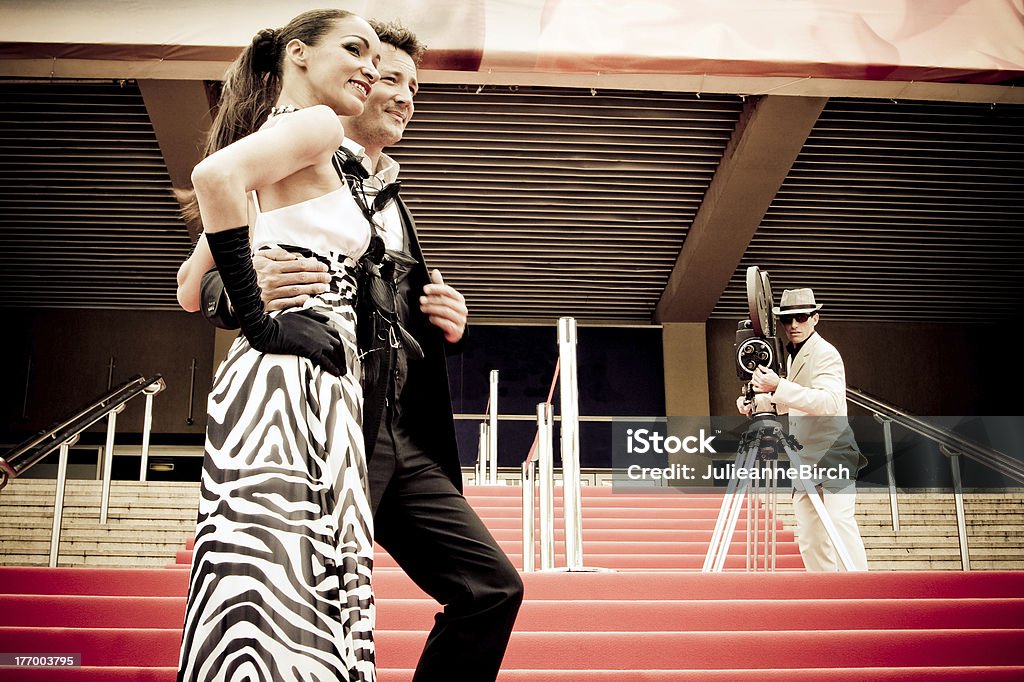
3, 485, 1024, 680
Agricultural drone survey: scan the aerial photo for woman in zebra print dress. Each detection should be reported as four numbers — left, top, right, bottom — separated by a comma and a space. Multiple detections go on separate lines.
174, 10, 382, 681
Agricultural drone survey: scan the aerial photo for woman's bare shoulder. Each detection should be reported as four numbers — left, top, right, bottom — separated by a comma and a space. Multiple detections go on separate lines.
261, 106, 343, 152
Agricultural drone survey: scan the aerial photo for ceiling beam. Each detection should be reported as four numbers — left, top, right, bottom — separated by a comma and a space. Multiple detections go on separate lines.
138, 79, 213, 229
654, 94, 827, 323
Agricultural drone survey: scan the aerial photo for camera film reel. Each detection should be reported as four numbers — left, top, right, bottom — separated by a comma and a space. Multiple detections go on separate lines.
735, 266, 785, 380
746, 265, 775, 338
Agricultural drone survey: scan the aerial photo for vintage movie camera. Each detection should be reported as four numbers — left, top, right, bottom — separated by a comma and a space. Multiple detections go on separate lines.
734, 266, 786, 383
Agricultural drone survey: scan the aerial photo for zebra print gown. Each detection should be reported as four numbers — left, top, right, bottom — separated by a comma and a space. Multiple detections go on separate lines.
179, 185, 375, 681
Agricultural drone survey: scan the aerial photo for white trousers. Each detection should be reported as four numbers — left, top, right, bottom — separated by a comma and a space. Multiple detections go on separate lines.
793, 488, 869, 572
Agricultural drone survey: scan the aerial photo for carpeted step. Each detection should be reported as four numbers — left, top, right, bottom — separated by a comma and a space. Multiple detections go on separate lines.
5, 594, 1023, 632
462, 668, 1024, 681
6, 567, 1024, 600
9, 667, 1024, 681
177, 537, 799, 556
171, 549, 805, 570
464, 494, 750, 506
4, 627, 1024, 669
446, 506, 745, 519
420, 516, 784, 530
179, 527, 797, 548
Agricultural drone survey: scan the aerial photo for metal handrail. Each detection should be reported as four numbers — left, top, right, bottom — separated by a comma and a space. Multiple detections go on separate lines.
847, 387, 1024, 484
0, 374, 165, 487
522, 359, 560, 571
0, 373, 165, 567
521, 317, 597, 573
523, 358, 561, 468
847, 385, 1021, 571
477, 382, 493, 483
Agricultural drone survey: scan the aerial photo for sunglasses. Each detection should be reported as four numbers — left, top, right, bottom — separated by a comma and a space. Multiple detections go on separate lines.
779, 312, 813, 325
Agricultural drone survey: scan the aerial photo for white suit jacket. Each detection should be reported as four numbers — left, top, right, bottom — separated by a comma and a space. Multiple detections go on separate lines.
772, 333, 866, 487
773, 332, 847, 418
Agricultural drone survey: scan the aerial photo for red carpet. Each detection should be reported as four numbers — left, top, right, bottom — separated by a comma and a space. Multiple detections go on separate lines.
2, 485, 1023, 679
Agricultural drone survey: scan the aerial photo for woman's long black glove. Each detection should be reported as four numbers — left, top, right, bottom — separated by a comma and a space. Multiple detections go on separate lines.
205, 226, 345, 377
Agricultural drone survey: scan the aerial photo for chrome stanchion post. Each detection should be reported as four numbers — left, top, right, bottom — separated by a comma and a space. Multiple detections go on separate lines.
875, 415, 901, 532
99, 403, 126, 524
745, 462, 753, 571
752, 465, 761, 571
943, 445, 971, 571
477, 423, 488, 486
522, 458, 536, 572
489, 370, 499, 484
140, 393, 155, 482
538, 402, 555, 570
138, 378, 166, 482
762, 462, 770, 572
770, 460, 778, 571
49, 437, 77, 568
558, 317, 584, 570
763, 462, 771, 571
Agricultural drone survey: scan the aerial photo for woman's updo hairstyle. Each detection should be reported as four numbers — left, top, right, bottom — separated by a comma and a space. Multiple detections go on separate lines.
250, 28, 280, 74
182, 9, 357, 230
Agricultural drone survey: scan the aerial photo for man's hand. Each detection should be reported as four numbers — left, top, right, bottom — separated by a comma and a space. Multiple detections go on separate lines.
750, 365, 781, 393
420, 269, 467, 343
253, 247, 330, 312
736, 395, 753, 417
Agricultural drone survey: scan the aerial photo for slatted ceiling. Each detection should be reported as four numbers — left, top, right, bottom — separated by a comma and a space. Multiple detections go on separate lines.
2, 80, 1022, 323
390, 85, 740, 320
713, 98, 1024, 324
0, 80, 189, 309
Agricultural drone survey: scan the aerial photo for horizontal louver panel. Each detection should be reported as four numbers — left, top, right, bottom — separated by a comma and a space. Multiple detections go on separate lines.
714, 99, 1024, 324
389, 86, 741, 321
0, 80, 190, 310
3, 81, 1021, 325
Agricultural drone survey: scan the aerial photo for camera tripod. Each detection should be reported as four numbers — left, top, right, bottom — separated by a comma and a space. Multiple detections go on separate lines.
702, 409, 857, 572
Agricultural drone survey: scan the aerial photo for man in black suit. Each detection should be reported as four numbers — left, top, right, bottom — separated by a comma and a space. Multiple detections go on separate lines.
199, 21, 522, 681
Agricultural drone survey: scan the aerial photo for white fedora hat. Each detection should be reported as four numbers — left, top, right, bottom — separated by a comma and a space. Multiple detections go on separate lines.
772, 288, 823, 316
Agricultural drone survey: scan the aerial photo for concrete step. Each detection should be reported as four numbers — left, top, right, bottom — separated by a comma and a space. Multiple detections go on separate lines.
0, 527, 192, 540
0, 506, 197, 520
1, 554, 177, 568
1, 541, 185, 557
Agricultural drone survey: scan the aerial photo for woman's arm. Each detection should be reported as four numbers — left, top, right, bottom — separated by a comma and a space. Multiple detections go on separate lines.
191, 105, 343, 231
176, 105, 344, 312
177, 233, 213, 312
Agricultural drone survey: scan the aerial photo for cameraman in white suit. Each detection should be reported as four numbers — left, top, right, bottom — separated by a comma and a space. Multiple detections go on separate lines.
738, 288, 869, 572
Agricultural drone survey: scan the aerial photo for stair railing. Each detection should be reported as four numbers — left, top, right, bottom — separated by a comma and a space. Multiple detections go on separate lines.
557, 318, 585, 570
474, 370, 500, 485
476, 420, 489, 486
522, 358, 560, 571
521, 317, 597, 572
0, 374, 166, 567
846, 386, 1024, 571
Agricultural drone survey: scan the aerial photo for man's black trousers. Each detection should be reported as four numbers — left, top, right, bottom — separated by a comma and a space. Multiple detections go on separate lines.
370, 415, 524, 682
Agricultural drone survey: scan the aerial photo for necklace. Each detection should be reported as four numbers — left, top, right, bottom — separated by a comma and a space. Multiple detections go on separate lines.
268, 105, 300, 117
